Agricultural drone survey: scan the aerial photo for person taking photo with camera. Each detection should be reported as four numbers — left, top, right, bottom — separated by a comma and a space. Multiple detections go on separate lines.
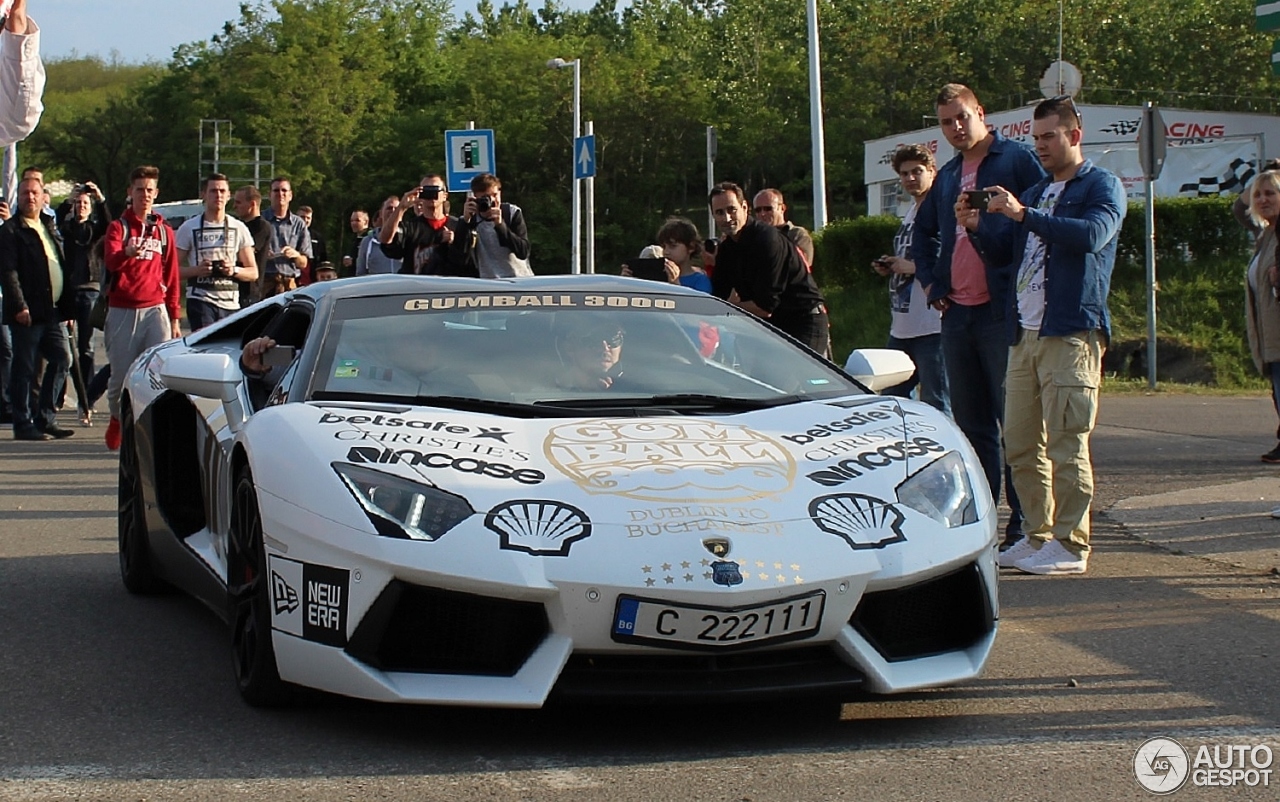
378, 174, 460, 276
452, 172, 532, 278
176, 173, 259, 331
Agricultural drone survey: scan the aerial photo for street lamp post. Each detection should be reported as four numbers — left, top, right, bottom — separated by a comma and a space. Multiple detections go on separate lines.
548, 57, 581, 274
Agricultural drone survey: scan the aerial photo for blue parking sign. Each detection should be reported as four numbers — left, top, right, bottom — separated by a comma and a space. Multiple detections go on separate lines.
445, 129, 496, 192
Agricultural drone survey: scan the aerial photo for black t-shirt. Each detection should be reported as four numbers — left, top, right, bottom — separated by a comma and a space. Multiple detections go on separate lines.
241, 215, 272, 306
711, 219, 824, 320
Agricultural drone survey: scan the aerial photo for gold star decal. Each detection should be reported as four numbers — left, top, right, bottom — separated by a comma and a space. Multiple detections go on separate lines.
774, 562, 782, 569
776, 574, 786, 583
645, 578, 655, 587
684, 573, 694, 582
681, 561, 691, 569
641, 565, 652, 573
791, 564, 800, 571
703, 571, 713, 580
664, 575, 675, 584
661, 563, 671, 572
700, 558, 710, 566
794, 576, 804, 584
755, 561, 765, 568
758, 572, 768, 580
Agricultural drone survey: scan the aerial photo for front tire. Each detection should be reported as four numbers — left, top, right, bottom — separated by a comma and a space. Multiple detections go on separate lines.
118, 409, 166, 594
229, 466, 292, 707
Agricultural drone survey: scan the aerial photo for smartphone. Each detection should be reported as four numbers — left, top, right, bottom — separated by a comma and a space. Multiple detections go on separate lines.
965, 190, 995, 209
263, 345, 297, 368
627, 257, 668, 282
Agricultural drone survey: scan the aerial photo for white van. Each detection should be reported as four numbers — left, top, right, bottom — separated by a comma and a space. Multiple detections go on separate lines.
152, 199, 204, 228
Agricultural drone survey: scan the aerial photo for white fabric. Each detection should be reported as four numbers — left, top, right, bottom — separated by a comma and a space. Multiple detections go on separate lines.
888, 203, 941, 339
0, 19, 43, 148
1015, 180, 1065, 331
176, 214, 254, 310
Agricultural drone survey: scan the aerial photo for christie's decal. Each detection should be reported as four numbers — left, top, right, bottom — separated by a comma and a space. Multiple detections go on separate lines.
801, 420, 937, 462
268, 556, 350, 647
805, 437, 946, 486
346, 446, 545, 485
545, 420, 794, 502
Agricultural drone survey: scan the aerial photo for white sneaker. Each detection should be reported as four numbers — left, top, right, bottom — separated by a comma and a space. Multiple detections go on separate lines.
1013, 538, 1087, 575
997, 536, 1040, 568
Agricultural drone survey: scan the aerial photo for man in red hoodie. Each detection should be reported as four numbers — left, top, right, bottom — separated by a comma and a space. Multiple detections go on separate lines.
101, 165, 182, 450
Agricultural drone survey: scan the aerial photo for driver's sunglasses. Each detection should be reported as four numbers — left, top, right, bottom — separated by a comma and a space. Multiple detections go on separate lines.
568, 330, 624, 348
1049, 94, 1083, 128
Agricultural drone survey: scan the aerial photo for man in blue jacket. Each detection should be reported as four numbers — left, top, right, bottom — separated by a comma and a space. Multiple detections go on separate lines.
912, 83, 1046, 550
974, 95, 1126, 576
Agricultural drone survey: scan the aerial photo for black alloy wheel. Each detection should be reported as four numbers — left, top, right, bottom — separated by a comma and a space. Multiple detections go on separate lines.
229, 466, 292, 707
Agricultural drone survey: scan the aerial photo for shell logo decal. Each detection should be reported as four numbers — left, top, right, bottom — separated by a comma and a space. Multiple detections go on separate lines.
545, 420, 795, 502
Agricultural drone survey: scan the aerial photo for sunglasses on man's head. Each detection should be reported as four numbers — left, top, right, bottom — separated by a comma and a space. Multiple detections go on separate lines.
1049, 94, 1083, 128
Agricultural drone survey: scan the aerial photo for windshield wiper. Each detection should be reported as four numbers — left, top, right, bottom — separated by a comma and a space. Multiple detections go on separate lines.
534, 394, 802, 411
311, 391, 542, 417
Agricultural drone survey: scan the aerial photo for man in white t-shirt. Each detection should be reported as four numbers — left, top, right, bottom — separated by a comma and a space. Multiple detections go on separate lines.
176, 173, 259, 330
869, 144, 949, 415
972, 95, 1126, 576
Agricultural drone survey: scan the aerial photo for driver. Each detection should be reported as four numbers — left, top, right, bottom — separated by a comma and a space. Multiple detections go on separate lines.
554, 314, 627, 391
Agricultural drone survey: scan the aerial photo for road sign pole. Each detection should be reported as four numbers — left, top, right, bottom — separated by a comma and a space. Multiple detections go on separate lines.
706, 126, 716, 239
571, 60, 581, 275
1139, 101, 1166, 390
585, 121, 595, 274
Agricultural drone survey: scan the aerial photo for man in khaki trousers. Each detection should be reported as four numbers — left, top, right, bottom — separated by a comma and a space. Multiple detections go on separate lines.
964, 95, 1126, 575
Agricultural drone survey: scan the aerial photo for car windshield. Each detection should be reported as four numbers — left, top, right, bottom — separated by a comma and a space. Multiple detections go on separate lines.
309, 289, 862, 410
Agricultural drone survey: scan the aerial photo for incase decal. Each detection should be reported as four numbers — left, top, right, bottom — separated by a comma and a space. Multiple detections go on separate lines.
346, 446, 545, 485
267, 556, 350, 647
805, 437, 946, 486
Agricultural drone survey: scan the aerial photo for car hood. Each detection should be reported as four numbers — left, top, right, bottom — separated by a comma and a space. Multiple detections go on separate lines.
243, 394, 991, 585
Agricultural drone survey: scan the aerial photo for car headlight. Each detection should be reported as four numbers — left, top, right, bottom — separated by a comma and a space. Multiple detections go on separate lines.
333, 462, 475, 540
895, 451, 978, 528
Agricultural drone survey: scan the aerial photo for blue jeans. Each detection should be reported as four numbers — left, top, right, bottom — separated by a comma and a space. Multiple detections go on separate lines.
186, 298, 236, 332
884, 333, 951, 416
940, 302, 1022, 529
9, 319, 70, 432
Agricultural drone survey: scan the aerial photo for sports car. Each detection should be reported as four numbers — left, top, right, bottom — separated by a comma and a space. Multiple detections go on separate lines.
118, 274, 998, 707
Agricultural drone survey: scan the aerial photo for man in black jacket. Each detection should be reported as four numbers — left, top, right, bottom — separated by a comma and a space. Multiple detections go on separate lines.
708, 181, 828, 354
0, 176, 73, 440
380, 174, 462, 275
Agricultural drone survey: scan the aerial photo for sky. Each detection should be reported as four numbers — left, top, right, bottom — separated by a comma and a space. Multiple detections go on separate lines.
37, 0, 598, 64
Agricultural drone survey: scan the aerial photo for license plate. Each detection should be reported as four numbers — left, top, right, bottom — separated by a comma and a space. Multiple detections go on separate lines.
611, 591, 826, 650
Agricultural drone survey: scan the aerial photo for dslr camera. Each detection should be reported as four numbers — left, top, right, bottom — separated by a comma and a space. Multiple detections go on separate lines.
475, 195, 496, 213
211, 259, 232, 276
419, 185, 443, 199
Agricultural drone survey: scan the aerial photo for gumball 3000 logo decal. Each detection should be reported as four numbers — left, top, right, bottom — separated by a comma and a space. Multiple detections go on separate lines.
545, 421, 795, 502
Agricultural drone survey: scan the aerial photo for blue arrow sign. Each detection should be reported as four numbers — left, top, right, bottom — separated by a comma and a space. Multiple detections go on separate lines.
574, 134, 596, 180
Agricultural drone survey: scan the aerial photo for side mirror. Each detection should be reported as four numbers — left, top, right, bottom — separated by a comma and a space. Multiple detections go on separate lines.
844, 348, 916, 393
160, 352, 251, 433
160, 352, 241, 402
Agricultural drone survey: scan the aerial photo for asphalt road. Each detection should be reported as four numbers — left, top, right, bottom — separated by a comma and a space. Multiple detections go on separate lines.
2, 393, 1279, 801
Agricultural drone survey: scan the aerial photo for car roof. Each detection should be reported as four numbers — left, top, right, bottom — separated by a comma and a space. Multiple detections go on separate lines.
295, 273, 711, 302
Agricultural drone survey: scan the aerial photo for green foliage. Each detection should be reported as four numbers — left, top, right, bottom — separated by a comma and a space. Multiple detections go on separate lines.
22, 0, 1280, 276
